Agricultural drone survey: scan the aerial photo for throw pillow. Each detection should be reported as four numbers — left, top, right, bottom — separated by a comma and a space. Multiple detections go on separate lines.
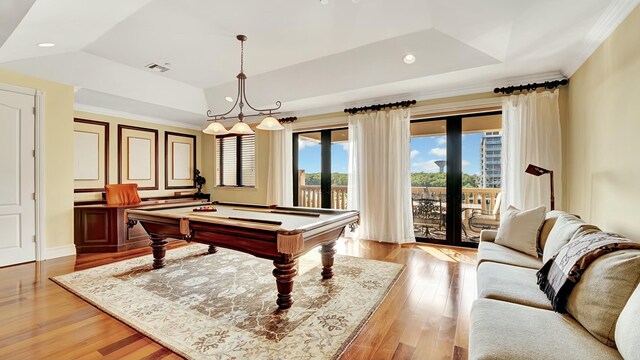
542, 214, 600, 264
495, 205, 546, 257
537, 210, 566, 254
565, 243, 640, 347
615, 284, 640, 358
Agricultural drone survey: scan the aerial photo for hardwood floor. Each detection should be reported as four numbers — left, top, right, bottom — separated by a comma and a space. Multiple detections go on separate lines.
0, 239, 477, 360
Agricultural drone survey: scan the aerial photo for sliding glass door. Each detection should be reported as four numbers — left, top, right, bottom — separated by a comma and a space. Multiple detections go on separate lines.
293, 128, 349, 209
410, 120, 448, 243
411, 111, 502, 247
292, 112, 501, 248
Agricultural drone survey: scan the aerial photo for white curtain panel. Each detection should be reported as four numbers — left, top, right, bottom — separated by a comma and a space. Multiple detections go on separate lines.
501, 90, 562, 212
266, 124, 293, 206
347, 109, 415, 244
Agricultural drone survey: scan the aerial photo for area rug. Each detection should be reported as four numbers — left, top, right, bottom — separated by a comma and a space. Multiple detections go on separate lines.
52, 244, 404, 360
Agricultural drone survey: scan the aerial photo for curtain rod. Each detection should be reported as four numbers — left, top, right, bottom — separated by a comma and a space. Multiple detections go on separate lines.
278, 116, 297, 123
344, 100, 416, 115
494, 79, 568, 94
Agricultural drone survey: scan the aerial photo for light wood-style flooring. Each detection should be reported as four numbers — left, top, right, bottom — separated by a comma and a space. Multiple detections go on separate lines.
0, 239, 477, 359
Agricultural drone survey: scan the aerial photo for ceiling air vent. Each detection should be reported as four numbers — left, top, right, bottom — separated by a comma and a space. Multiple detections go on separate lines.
145, 63, 171, 73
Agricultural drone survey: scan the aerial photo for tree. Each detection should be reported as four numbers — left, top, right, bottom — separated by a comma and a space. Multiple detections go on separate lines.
302, 172, 480, 188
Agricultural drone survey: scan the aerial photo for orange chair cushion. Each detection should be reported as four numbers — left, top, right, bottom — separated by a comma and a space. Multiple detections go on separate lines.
105, 184, 141, 205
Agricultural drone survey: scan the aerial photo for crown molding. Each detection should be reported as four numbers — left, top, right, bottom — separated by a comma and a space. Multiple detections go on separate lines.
74, 103, 202, 130
563, 0, 640, 77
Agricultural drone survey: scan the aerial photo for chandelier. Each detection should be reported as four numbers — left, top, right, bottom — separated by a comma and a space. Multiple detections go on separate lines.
203, 35, 283, 135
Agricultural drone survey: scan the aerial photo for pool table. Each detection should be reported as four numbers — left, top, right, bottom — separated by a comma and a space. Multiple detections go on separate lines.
126, 201, 359, 309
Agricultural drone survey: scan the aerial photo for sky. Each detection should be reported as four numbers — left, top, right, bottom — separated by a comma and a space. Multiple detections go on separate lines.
298, 132, 486, 175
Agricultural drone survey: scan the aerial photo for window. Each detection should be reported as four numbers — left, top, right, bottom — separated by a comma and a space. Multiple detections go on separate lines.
215, 135, 256, 187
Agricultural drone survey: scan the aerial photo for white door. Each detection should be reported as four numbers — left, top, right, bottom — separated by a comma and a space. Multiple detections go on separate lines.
0, 89, 36, 267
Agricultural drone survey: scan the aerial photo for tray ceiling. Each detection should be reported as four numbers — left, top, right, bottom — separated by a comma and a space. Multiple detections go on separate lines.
0, 0, 637, 126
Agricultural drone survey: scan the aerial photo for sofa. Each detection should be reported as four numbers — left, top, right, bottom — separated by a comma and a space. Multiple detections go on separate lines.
469, 210, 640, 360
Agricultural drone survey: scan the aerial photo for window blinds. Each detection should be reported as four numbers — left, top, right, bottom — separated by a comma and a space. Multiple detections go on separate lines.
216, 135, 255, 186
240, 135, 256, 187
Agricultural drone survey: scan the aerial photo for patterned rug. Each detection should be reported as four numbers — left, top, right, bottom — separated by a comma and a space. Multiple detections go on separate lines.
52, 244, 404, 360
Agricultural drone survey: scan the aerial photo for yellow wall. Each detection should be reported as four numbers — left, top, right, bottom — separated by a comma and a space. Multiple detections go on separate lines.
0, 69, 75, 250
74, 111, 203, 201
566, 5, 640, 239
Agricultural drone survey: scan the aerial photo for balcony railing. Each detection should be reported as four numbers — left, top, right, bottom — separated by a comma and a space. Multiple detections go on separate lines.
298, 185, 500, 214
298, 185, 347, 209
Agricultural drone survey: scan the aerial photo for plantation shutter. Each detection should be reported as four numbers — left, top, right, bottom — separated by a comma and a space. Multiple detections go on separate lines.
215, 135, 255, 187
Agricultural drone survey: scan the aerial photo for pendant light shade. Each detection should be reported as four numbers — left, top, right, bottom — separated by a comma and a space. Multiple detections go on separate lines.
229, 121, 254, 135
257, 116, 284, 131
203, 121, 229, 135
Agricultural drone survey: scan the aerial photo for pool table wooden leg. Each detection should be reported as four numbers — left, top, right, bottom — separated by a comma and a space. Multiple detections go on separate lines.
273, 259, 298, 309
320, 241, 337, 279
149, 235, 168, 269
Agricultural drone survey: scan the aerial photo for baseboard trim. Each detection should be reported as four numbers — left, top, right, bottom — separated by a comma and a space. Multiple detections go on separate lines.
46, 245, 77, 260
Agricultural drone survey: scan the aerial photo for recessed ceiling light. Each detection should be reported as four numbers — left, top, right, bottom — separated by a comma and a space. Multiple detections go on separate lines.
320, 0, 329, 4
225, 96, 234, 103
403, 54, 416, 64
37, 42, 55, 48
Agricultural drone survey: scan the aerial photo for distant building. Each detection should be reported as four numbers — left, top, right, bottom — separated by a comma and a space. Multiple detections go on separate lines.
480, 132, 502, 188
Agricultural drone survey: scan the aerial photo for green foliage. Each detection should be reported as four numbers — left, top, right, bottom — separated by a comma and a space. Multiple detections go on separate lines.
302, 172, 480, 188
303, 173, 348, 186
410, 172, 480, 188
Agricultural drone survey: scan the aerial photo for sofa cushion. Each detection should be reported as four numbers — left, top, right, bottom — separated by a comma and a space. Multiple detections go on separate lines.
616, 285, 640, 360
495, 205, 546, 257
477, 262, 551, 310
565, 248, 640, 347
470, 299, 622, 360
538, 210, 566, 252
542, 214, 599, 264
478, 241, 543, 269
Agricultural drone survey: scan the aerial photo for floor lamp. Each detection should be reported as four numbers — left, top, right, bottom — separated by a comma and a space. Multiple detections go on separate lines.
525, 164, 555, 210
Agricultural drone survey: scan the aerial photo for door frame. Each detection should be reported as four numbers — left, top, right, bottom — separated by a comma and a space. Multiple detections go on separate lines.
0, 83, 46, 261
411, 110, 502, 248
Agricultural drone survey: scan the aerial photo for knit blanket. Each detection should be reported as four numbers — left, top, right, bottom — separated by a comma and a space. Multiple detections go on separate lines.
537, 231, 640, 312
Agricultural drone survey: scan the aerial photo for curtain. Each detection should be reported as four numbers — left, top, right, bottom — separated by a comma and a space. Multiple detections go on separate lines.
347, 109, 415, 244
266, 124, 293, 206
501, 90, 562, 212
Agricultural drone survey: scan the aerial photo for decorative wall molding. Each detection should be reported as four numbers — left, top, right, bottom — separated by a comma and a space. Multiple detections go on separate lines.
117, 125, 159, 190
73, 118, 109, 193
165, 131, 197, 189
74, 103, 202, 131
563, 0, 640, 76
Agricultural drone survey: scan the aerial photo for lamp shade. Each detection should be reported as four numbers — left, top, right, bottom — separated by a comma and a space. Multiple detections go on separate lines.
229, 121, 255, 135
202, 121, 229, 135
525, 164, 551, 176
256, 116, 284, 130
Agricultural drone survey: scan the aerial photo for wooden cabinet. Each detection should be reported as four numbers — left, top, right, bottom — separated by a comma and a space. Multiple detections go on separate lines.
74, 198, 206, 253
